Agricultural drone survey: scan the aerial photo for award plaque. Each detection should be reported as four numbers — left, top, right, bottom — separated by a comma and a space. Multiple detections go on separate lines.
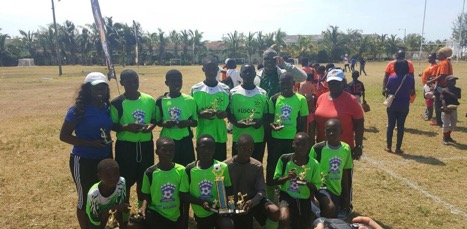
296, 165, 309, 185
100, 128, 113, 145
105, 209, 119, 229
211, 164, 233, 214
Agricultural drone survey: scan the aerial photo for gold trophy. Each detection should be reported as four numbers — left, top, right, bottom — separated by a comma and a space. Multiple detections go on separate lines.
210, 99, 219, 113
100, 128, 113, 145
105, 209, 119, 229
236, 192, 247, 214
272, 113, 284, 129
296, 165, 308, 185
129, 201, 142, 223
211, 164, 232, 214
320, 172, 328, 190
228, 196, 235, 210
240, 109, 256, 126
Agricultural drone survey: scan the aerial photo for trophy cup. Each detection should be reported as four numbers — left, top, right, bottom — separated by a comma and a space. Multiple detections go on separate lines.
320, 172, 328, 190
272, 114, 284, 129
100, 128, 113, 145
211, 164, 233, 214
296, 165, 308, 185
228, 196, 235, 210
210, 99, 219, 113
129, 201, 142, 223
236, 192, 247, 214
105, 209, 119, 229
240, 109, 256, 126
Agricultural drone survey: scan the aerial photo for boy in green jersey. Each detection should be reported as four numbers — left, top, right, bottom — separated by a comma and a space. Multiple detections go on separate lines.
273, 132, 321, 229
309, 119, 352, 218
228, 64, 268, 162
156, 69, 198, 166
266, 73, 309, 200
86, 159, 129, 228
139, 137, 189, 228
180, 134, 234, 229
191, 56, 230, 161
111, 69, 158, 205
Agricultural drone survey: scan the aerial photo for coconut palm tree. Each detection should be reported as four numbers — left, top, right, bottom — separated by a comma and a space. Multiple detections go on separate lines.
156, 28, 168, 65
180, 29, 191, 64
169, 30, 180, 58
19, 30, 37, 59
244, 32, 256, 63
0, 29, 11, 66
322, 25, 348, 61
190, 29, 204, 64
223, 30, 244, 59
77, 27, 93, 65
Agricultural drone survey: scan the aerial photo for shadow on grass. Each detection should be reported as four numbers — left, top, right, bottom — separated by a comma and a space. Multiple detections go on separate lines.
404, 128, 437, 137
398, 154, 446, 166
348, 211, 392, 229
455, 125, 467, 133
450, 141, 467, 150
364, 126, 380, 133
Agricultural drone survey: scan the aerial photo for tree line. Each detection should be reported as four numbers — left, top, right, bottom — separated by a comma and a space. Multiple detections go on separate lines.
0, 18, 451, 66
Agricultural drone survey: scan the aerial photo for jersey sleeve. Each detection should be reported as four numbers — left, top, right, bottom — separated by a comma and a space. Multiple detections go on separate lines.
179, 167, 190, 193
86, 192, 101, 226
408, 61, 415, 73
350, 96, 364, 119
309, 147, 317, 159
309, 158, 322, 190
343, 148, 353, 169
384, 62, 392, 73
155, 97, 163, 123
299, 95, 310, 117
273, 157, 285, 179
151, 98, 159, 123
65, 106, 78, 123
268, 97, 275, 115
141, 172, 151, 195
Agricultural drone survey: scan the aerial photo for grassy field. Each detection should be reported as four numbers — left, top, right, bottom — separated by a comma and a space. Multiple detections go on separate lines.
0, 62, 466, 229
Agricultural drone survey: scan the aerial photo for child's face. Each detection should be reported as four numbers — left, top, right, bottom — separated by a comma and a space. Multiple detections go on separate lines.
237, 142, 254, 162
121, 75, 139, 93
325, 121, 342, 144
166, 76, 182, 93
196, 139, 215, 162
98, 167, 120, 189
156, 143, 175, 163
280, 77, 294, 94
447, 80, 456, 86
203, 62, 219, 80
293, 135, 311, 156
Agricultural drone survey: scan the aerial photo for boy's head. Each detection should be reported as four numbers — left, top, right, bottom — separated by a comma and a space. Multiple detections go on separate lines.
196, 134, 216, 162
120, 69, 139, 93
324, 119, 342, 145
262, 48, 277, 72
437, 47, 452, 60
156, 137, 175, 162
325, 63, 335, 72
312, 63, 320, 69
446, 75, 458, 86
97, 159, 120, 188
427, 53, 436, 63
317, 65, 326, 75
351, 70, 360, 80
301, 58, 309, 67
396, 50, 406, 60
236, 134, 254, 163
293, 132, 311, 156
240, 64, 256, 84
394, 60, 409, 75
165, 69, 183, 93
226, 58, 237, 69
202, 56, 219, 80
279, 72, 294, 95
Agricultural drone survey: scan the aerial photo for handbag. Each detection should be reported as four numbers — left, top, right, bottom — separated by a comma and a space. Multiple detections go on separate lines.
384, 74, 408, 108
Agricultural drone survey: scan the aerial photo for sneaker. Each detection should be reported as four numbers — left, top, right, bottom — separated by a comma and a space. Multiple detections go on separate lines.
395, 149, 404, 154
443, 137, 449, 145
446, 136, 456, 143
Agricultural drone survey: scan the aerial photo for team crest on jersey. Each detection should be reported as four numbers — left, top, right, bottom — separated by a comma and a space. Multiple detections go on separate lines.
280, 105, 292, 120
168, 107, 181, 121
198, 179, 213, 199
287, 179, 300, 193
132, 110, 145, 125
328, 157, 342, 174
160, 182, 176, 202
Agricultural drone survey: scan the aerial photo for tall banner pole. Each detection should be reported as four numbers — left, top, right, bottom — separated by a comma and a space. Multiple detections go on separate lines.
90, 0, 120, 94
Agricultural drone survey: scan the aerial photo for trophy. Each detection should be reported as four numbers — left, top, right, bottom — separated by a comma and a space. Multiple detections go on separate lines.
240, 109, 256, 126
210, 99, 219, 113
320, 172, 328, 190
105, 209, 119, 229
100, 128, 113, 145
211, 164, 233, 214
228, 196, 235, 210
129, 201, 142, 223
296, 165, 308, 185
236, 192, 247, 214
272, 114, 284, 129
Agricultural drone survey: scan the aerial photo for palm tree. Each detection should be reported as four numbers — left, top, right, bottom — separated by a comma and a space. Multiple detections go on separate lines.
322, 25, 348, 61
77, 27, 93, 65
223, 30, 244, 59
59, 20, 79, 64
274, 28, 287, 51
19, 30, 37, 59
156, 28, 168, 64
190, 29, 204, 64
36, 25, 57, 65
169, 30, 180, 58
0, 29, 11, 66
385, 34, 402, 58
255, 31, 266, 59
244, 32, 256, 63
180, 30, 191, 64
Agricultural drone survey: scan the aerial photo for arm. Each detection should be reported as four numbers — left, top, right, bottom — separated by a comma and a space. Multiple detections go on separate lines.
273, 170, 297, 186
276, 57, 307, 83
139, 193, 151, 219
180, 192, 211, 210
59, 121, 105, 148
340, 169, 351, 210
299, 116, 307, 133
382, 72, 390, 95
352, 118, 364, 160
308, 120, 316, 146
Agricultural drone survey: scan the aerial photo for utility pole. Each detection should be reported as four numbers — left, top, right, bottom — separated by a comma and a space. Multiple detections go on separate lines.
457, 0, 465, 62
419, 0, 427, 66
51, 0, 62, 76
399, 28, 407, 43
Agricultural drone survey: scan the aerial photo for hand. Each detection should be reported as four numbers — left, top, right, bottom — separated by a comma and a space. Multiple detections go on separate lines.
243, 200, 252, 212
202, 201, 211, 211
177, 120, 192, 128
139, 206, 146, 219
216, 110, 228, 119
352, 147, 363, 160
352, 216, 383, 229
141, 123, 154, 133
287, 169, 297, 180
89, 139, 107, 148
252, 119, 262, 129
123, 123, 144, 133
162, 120, 178, 128
235, 120, 250, 128
275, 56, 285, 68
199, 110, 215, 120
382, 88, 388, 97
270, 123, 284, 131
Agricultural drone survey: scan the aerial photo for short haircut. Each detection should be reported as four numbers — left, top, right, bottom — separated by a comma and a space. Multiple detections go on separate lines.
325, 118, 342, 128
301, 58, 309, 66
120, 69, 138, 81
352, 71, 360, 78
394, 60, 409, 75
325, 63, 335, 71
226, 59, 237, 69
295, 132, 310, 141
197, 134, 215, 145
257, 63, 264, 70
165, 69, 182, 80
262, 48, 277, 58
203, 56, 218, 67
280, 72, 294, 82
156, 137, 175, 148
97, 159, 119, 173
318, 66, 326, 72
396, 50, 406, 59
237, 134, 254, 145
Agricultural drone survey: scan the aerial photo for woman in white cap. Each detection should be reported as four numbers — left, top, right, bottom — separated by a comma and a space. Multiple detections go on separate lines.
60, 72, 113, 228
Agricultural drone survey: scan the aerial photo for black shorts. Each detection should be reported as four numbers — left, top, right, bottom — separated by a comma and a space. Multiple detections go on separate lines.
194, 213, 218, 229
316, 189, 340, 216
69, 154, 111, 210
144, 208, 179, 228
279, 191, 312, 229
232, 141, 266, 163
233, 197, 274, 229
115, 140, 154, 187
214, 142, 227, 162
266, 138, 294, 185
174, 136, 195, 166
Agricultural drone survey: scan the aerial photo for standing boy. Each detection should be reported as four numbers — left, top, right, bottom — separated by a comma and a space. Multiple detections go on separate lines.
266, 73, 309, 200
441, 76, 461, 145
156, 69, 198, 166
139, 137, 189, 228
86, 159, 129, 228
228, 64, 268, 162
347, 71, 365, 104
310, 119, 353, 218
273, 132, 321, 229
111, 69, 158, 205
180, 134, 234, 229
191, 56, 230, 161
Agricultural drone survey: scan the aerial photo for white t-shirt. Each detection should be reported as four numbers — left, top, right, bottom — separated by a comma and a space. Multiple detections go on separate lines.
226, 69, 243, 87
343, 57, 349, 65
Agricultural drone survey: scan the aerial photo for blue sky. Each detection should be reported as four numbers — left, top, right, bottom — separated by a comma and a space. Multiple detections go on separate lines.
0, 0, 463, 42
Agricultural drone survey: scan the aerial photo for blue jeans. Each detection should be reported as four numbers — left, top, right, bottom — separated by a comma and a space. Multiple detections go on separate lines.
386, 106, 409, 149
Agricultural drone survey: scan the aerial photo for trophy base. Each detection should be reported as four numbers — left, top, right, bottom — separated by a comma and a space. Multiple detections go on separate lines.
210, 208, 247, 215
235, 209, 246, 214
272, 124, 284, 129
320, 186, 327, 190
296, 180, 307, 185
129, 214, 143, 223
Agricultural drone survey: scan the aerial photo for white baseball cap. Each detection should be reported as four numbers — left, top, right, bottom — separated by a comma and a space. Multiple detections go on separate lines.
326, 69, 345, 82
84, 72, 108, 85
